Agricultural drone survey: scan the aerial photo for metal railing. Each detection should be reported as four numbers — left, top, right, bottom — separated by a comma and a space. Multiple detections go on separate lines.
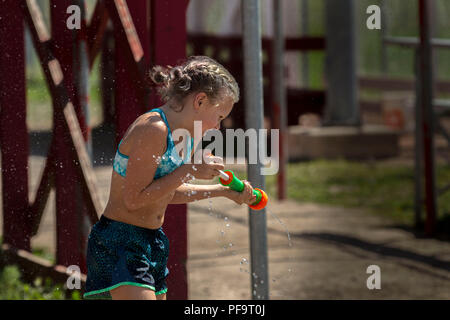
381, 0, 450, 234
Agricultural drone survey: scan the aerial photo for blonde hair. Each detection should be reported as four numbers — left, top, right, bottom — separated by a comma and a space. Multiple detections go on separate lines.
149, 56, 239, 111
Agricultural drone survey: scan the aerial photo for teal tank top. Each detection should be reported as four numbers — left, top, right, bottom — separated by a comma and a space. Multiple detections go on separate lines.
113, 108, 194, 180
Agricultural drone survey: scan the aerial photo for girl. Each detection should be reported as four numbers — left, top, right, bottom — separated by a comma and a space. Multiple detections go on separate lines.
83, 56, 257, 300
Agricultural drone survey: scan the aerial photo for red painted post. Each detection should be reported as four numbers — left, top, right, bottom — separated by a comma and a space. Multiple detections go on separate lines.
272, 0, 287, 201
418, 0, 437, 236
113, 0, 150, 143
50, 0, 89, 271
150, 0, 190, 300
0, 0, 31, 251
274, 102, 287, 200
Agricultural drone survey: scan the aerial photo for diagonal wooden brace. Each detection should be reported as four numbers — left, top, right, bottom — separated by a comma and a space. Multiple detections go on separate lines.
104, 0, 150, 105
22, 0, 102, 226
29, 138, 55, 237
87, 0, 110, 69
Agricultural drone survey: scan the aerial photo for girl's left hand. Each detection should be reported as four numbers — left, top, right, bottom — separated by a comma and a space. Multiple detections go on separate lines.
228, 180, 257, 206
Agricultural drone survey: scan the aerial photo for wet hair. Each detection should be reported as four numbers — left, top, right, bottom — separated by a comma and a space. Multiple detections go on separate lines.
148, 56, 239, 111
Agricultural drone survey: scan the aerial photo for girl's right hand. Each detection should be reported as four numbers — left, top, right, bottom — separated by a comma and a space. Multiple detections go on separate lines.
185, 161, 225, 180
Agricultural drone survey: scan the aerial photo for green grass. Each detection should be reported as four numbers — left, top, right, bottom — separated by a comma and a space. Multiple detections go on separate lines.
0, 238, 78, 300
0, 265, 81, 300
231, 159, 450, 228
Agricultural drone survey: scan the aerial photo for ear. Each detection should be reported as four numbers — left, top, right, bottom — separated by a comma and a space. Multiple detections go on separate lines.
193, 92, 207, 111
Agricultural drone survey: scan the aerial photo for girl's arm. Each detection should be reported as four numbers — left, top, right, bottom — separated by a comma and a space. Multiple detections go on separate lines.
169, 183, 231, 204
122, 122, 224, 211
170, 181, 257, 206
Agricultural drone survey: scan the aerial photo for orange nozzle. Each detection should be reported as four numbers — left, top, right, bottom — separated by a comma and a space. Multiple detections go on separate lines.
219, 171, 234, 186
249, 188, 268, 211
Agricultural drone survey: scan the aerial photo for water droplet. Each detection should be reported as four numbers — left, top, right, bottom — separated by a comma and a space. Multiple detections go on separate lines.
267, 208, 293, 248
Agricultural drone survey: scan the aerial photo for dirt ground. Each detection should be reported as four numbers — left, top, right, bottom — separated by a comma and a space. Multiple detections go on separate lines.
0, 127, 449, 299
187, 196, 450, 299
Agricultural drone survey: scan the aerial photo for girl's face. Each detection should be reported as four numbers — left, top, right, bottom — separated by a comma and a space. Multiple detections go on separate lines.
193, 92, 234, 134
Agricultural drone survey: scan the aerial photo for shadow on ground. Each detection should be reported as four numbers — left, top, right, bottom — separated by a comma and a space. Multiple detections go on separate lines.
192, 204, 450, 276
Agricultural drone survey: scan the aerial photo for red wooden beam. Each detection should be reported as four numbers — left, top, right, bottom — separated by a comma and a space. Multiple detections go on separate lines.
22, 0, 102, 220
104, 0, 150, 125
151, 0, 190, 300
87, 0, 109, 69
1, 243, 86, 285
30, 141, 55, 236
0, 0, 31, 251
106, 0, 150, 143
51, 0, 90, 272
100, 29, 116, 125
63, 101, 103, 225
285, 36, 326, 51
22, 0, 102, 273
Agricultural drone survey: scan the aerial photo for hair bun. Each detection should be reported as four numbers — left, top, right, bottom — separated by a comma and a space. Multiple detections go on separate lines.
147, 56, 239, 107
171, 67, 183, 80
170, 66, 191, 91
149, 65, 170, 86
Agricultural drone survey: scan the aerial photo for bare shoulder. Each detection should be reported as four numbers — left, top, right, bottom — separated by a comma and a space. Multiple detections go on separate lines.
119, 112, 168, 156
132, 113, 168, 151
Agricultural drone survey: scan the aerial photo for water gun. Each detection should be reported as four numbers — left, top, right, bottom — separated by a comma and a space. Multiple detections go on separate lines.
218, 169, 268, 210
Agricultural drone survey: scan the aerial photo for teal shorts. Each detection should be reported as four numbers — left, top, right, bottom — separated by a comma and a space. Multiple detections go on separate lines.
83, 215, 169, 299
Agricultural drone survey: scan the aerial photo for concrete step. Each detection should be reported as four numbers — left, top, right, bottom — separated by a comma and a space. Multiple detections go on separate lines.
288, 125, 400, 160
